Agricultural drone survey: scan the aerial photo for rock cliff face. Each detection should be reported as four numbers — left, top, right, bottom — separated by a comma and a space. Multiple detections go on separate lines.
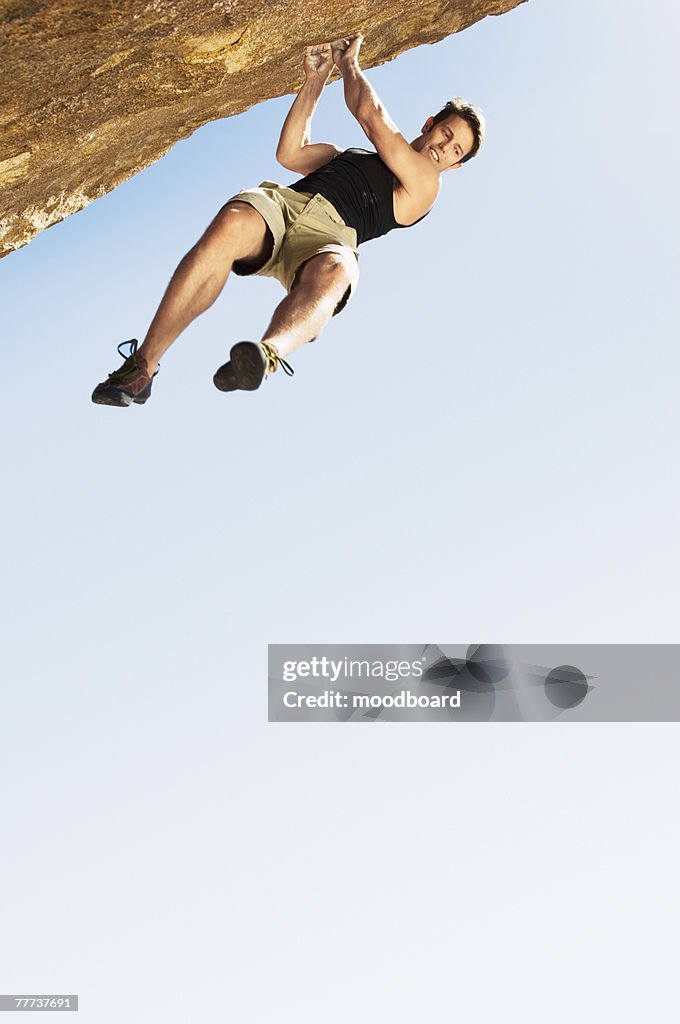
0, 0, 524, 258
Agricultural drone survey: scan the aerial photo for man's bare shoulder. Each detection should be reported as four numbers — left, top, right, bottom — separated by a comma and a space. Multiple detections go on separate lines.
357, 104, 439, 202
393, 178, 441, 226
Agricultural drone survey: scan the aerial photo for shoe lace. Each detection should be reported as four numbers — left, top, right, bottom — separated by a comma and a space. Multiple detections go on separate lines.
117, 338, 139, 360
113, 339, 159, 378
260, 341, 294, 377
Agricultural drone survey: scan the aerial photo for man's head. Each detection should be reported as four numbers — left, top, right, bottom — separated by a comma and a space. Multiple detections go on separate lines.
413, 98, 486, 171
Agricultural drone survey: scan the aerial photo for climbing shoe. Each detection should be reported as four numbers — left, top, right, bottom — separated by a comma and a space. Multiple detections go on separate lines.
213, 341, 294, 392
91, 339, 157, 407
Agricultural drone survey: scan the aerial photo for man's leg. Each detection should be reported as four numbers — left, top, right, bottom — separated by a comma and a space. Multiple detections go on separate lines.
213, 252, 354, 391
135, 201, 275, 375
260, 252, 354, 361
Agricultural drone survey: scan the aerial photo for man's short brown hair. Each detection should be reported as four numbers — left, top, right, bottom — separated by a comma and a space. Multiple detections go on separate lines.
430, 98, 486, 164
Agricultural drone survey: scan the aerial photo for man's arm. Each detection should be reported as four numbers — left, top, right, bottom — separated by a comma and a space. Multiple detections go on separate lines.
332, 34, 438, 201
276, 44, 344, 174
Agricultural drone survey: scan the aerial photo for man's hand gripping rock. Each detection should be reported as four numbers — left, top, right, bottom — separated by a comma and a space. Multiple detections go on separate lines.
330, 33, 364, 75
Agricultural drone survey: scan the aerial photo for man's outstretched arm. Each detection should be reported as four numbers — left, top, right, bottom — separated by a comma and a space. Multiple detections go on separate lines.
333, 34, 438, 201
276, 43, 344, 174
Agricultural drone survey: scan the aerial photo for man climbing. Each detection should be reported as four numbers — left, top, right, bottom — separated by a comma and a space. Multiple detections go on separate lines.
91, 33, 484, 405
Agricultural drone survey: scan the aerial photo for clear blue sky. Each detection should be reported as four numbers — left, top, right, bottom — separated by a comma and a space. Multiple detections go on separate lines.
2, 0, 679, 1018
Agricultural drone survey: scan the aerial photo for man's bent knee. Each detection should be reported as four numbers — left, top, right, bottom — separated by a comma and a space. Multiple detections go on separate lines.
293, 252, 353, 298
290, 253, 356, 342
206, 201, 273, 266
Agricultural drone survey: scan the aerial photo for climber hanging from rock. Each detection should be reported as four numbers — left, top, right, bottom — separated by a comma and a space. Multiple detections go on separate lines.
91, 33, 485, 405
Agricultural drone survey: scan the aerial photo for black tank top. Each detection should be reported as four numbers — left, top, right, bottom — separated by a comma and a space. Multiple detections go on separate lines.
288, 147, 430, 245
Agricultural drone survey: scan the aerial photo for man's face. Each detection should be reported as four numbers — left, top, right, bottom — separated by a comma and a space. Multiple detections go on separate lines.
414, 113, 475, 171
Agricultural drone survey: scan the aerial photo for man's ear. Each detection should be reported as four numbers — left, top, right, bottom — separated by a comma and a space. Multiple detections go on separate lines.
422, 116, 434, 133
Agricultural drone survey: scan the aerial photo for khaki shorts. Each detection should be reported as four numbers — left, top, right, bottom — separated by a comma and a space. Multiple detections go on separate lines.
222, 180, 360, 318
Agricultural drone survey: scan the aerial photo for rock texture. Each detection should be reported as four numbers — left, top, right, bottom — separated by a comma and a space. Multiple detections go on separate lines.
0, 0, 524, 258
